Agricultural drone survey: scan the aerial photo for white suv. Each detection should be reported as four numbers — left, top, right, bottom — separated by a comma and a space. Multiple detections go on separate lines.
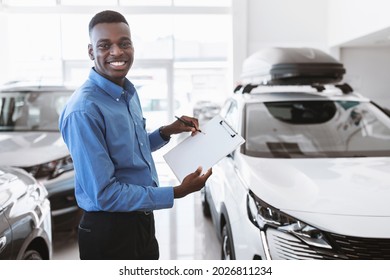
202, 47, 390, 260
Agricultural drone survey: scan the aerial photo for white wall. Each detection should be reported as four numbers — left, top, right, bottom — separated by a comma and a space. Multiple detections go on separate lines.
0, 13, 8, 85
247, 0, 328, 54
231, 0, 248, 87
341, 47, 390, 109
328, 0, 390, 47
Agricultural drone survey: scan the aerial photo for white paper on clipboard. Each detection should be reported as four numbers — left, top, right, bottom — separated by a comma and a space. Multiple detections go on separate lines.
163, 115, 245, 182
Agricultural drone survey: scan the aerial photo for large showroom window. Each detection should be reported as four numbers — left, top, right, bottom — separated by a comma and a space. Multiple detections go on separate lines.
1, 1, 232, 129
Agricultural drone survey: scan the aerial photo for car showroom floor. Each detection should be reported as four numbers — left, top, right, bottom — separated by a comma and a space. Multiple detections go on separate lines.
52, 136, 221, 260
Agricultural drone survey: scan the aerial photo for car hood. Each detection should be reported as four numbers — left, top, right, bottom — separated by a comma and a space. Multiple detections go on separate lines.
240, 155, 390, 217
0, 132, 69, 167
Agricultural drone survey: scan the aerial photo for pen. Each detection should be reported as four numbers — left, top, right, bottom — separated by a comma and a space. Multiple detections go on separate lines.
175, 116, 204, 133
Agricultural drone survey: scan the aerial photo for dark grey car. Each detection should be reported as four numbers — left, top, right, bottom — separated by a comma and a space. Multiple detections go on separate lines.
0, 166, 52, 259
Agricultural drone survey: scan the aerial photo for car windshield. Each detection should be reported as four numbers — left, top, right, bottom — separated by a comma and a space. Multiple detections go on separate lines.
244, 100, 390, 158
0, 90, 71, 132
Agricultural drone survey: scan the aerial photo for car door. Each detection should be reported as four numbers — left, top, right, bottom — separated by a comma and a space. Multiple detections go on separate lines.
208, 100, 243, 219
218, 100, 247, 213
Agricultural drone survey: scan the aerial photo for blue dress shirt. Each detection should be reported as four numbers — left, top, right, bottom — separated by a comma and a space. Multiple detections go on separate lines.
59, 68, 174, 212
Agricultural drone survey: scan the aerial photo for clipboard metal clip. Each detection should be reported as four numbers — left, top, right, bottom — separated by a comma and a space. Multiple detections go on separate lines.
219, 120, 237, 138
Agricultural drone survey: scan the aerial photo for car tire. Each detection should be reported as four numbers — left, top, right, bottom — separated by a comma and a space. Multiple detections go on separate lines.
201, 189, 211, 218
221, 224, 235, 260
22, 249, 43, 260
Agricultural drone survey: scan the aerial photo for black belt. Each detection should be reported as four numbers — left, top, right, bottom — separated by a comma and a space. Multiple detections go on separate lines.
83, 210, 152, 216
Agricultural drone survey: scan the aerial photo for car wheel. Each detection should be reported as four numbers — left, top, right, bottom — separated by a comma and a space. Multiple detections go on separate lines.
221, 224, 235, 260
201, 188, 211, 218
22, 249, 43, 260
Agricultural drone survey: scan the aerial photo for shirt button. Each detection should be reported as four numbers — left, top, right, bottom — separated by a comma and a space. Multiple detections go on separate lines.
116, 98, 119, 101
140, 143, 144, 146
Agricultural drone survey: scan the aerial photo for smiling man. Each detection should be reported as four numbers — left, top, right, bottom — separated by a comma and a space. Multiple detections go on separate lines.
59, 10, 212, 260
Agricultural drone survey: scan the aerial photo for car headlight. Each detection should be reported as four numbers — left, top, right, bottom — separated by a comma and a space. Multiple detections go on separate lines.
247, 190, 332, 249
24, 155, 74, 180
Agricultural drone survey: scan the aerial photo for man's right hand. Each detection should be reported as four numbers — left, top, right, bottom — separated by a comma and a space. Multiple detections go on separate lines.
173, 167, 212, 198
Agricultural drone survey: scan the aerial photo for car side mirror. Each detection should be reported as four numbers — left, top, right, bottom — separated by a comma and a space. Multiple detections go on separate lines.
227, 150, 235, 158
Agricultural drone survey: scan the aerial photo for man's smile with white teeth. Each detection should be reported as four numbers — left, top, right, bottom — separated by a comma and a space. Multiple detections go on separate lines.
109, 61, 126, 66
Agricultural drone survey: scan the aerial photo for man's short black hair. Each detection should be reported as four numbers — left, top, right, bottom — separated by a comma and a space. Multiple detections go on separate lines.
89, 10, 129, 35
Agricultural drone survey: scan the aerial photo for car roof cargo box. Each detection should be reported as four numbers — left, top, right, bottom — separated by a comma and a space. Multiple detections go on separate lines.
240, 47, 346, 85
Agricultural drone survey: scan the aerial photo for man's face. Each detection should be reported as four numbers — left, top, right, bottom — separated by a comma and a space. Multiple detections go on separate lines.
88, 22, 134, 86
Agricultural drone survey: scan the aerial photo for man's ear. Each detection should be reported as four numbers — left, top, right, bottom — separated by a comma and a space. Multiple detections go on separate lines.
88, 44, 94, 60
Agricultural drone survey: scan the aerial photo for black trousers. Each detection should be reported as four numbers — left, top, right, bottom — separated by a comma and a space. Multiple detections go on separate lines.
78, 211, 159, 260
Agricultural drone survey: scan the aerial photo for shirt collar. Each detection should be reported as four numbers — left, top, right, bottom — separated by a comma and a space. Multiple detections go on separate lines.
88, 68, 135, 100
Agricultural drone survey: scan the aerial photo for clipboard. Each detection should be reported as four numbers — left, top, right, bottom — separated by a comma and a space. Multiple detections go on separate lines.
163, 115, 245, 182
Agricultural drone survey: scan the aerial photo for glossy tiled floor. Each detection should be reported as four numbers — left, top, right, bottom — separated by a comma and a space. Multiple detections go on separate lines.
52, 136, 221, 260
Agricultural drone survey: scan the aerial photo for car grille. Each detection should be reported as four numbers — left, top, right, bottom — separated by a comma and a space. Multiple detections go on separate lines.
329, 233, 390, 260
267, 228, 340, 259
49, 189, 77, 211
49, 189, 82, 231
266, 228, 390, 260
